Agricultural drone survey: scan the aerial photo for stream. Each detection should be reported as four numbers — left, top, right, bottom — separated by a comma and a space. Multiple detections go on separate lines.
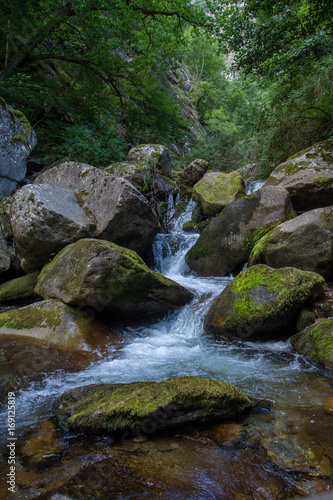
1, 180, 333, 498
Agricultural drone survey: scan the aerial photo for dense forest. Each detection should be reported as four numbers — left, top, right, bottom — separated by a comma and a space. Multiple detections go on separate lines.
1, 0, 333, 176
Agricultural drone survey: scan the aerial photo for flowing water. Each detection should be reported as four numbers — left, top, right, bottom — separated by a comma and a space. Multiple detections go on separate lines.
1, 184, 333, 497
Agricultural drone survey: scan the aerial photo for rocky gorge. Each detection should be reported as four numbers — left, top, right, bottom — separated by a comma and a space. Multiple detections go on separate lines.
0, 106, 333, 499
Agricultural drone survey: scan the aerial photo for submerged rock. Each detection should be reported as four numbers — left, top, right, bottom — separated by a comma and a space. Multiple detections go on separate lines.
10, 184, 94, 271
204, 265, 325, 341
0, 299, 114, 355
186, 186, 295, 277
35, 238, 193, 317
264, 139, 333, 211
290, 319, 333, 371
192, 171, 245, 217
56, 376, 254, 435
0, 272, 39, 303
248, 206, 333, 280
34, 161, 159, 255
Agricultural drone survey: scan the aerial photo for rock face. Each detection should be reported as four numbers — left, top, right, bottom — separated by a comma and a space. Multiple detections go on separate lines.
10, 184, 94, 271
178, 159, 209, 187
290, 319, 333, 371
0, 272, 39, 303
34, 161, 159, 254
186, 186, 295, 277
0, 299, 113, 354
264, 140, 333, 211
35, 239, 193, 317
192, 171, 245, 217
56, 376, 254, 435
204, 265, 325, 341
126, 144, 172, 177
0, 99, 37, 199
248, 206, 333, 280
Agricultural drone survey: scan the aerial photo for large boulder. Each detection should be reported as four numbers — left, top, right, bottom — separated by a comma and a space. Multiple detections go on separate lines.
56, 376, 254, 435
0, 299, 113, 356
126, 144, 172, 177
290, 319, 333, 371
0, 99, 37, 199
248, 206, 333, 280
192, 171, 245, 217
0, 196, 22, 280
264, 140, 333, 211
178, 159, 209, 187
35, 239, 194, 317
186, 186, 295, 277
34, 161, 159, 254
204, 265, 325, 341
0, 272, 39, 303
10, 184, 94, 271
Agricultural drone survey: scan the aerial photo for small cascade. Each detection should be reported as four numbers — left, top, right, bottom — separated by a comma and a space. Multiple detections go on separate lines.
244, 179, 266, 194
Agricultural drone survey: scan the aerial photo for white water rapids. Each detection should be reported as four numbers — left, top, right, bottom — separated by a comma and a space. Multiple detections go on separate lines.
0, 182, 331, 441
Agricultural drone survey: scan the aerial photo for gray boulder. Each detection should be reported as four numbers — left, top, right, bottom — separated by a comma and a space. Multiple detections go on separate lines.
204, 265, 325, 341
178, 159, 209, 187
35, 161, 159, 254
10, 184, 94, 271
0, 99, 37, 198
248, 206, 333, 280
186, 186, 295, 276
264, 140, 333, 211
35, 238, 194, 317
126, 144, 172, 177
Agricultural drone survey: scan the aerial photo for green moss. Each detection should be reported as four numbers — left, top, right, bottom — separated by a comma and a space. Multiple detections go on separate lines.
10, 134, 28, 147
187, 240, 213, 260
0, 301, 71, 330
287, 149, 309, 160
13, 109, 32, 136
0, 97, 6, 109
282, 161, 310, 175
320, 208, 333, 229
248, 231, 272, 263
0, 272, 40, 303
292, 319, 333, 367
182, 221, 197, 232
62, 376, 253, 432
312, 177, 333, 186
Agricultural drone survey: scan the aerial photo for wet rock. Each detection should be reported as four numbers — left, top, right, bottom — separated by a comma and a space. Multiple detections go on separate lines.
204, 265, 325, 341
249, 206, 333, 280
290, 319, 333, 371
192, 170, 245, 217
323, 398, 333, 415
178, 159, 209, 187
186, 186, 295, 277
10, 184, 94, 271
265, 139, 333, 211
35, 238, 193, 317
56, 376, 254, 435
126, 144, 172, 177
0, 99, 37, 199
19, 421, 62, 466
0, 272, 39, 303
0, 299, 115, 355
34, 161, 159, 255
203, 423, 246, 447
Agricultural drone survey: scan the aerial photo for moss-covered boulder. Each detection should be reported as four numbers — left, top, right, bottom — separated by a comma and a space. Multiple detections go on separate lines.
248, 206, 333, 280
0, 101, 37, 199
34, 161, 159, 255
193, 171, 245, 217
10, 184, 95, 271
290, 319, 333, 371
186, 186, 295, 277
178, 159, 209, 187
0, 299, 113, 355
204, 265, 325, 341
264, 140, 333, 211
56, 376, 254, 436
126, 144, 172, 177
0, 272, 39, 303
35, 239, 193, 317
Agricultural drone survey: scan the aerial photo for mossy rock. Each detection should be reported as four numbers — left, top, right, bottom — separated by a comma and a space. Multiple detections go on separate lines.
290, 319, 333, 370
126, 144, 172, 177
35, 238, 193, 317
204, 265, 325, 341
0, 299, 113, 356
193, 171, 245, 217
56, 376, 254, 436
264, 140, 333, 211
0, 272, 39, 303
